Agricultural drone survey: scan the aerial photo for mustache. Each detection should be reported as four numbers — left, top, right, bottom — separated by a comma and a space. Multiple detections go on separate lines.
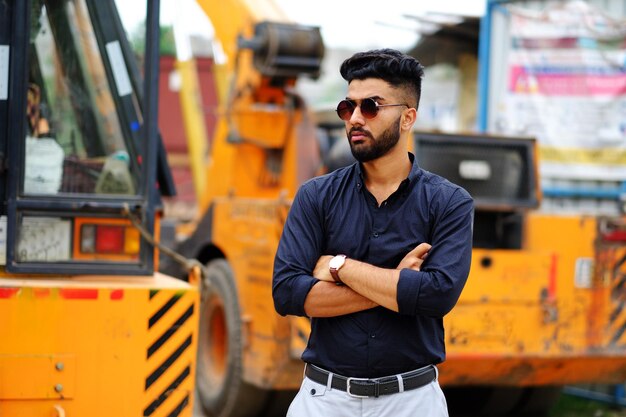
348, 127, 372, 138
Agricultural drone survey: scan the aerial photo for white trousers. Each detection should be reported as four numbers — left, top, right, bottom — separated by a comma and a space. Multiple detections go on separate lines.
286, 372, 449, 417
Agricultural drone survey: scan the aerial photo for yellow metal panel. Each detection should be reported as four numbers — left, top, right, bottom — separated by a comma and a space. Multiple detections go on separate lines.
209, 197, 308, 388
439, 212, 626, 386
0, 354, 75, 399
462, 248, 553, 303
0, 274, 199, 417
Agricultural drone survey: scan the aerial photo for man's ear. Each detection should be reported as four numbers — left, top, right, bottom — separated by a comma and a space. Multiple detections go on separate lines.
402, 108, 417, 131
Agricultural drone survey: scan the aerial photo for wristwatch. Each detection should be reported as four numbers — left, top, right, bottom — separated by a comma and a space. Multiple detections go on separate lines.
329, 254, 347, 284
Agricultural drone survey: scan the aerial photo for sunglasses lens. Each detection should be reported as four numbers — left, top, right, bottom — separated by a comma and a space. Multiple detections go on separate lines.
336, 100, 354, 121
360, 98, 379, 119
335, 99, 381, 121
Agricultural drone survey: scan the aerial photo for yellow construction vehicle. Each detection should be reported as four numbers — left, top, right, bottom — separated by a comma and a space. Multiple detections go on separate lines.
160, 1, 324, 416
163, 0, 626, 416
0, 1, 200, 416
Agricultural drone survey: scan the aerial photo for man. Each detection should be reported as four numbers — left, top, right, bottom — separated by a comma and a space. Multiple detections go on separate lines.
272, 49, 474, 416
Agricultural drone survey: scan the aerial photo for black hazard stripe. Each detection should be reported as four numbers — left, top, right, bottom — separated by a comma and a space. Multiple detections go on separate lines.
144, 289, 196, 416
149, 293, 182, 329
167, 394, 190, 417
610, 252, 626, 345
148, 305, 194, 358
143, 366, 191, 416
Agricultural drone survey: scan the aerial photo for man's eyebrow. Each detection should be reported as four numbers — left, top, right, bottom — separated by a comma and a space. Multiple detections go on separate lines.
344, 95, 384, 101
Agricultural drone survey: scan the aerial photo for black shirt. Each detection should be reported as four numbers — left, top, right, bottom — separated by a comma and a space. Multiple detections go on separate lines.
272, 153, 474, 378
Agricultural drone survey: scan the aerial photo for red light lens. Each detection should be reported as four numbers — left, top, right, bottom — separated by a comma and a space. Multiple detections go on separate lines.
602, 230, 626, 242
599, 218, 626, 243
95, 225, 125, 253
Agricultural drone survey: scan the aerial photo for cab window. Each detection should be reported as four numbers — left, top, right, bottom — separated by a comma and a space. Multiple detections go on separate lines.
25, 0, 138, 196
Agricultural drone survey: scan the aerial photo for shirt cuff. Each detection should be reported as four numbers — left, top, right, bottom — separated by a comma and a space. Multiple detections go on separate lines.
396, 268, 422, 315
291, 274, 320, 317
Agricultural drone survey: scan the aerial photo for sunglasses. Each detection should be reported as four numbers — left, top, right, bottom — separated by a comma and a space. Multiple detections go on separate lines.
336, 98, 408, 121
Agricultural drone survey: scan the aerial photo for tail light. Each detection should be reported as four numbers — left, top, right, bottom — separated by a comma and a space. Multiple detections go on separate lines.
80, 224, 139, 255
74, 218, 140, 260
599, 218, 626, 243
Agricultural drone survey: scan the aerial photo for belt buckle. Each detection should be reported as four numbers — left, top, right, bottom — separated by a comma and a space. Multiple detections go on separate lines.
346, 377, 371, 398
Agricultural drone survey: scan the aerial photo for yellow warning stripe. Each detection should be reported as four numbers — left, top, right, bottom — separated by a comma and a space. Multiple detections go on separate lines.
540, 146, 626, 165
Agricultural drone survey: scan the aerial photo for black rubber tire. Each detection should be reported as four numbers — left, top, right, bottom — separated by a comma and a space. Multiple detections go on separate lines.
195, 259, 268, 417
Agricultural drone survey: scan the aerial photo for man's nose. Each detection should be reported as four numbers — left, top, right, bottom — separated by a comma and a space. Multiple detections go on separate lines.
349, 104, 366, 125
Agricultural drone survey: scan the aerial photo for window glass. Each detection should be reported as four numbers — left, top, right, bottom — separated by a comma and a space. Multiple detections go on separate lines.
25, 0, 137, 196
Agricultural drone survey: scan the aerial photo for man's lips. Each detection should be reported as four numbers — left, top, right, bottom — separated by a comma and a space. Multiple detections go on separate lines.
350, 130, 370, 143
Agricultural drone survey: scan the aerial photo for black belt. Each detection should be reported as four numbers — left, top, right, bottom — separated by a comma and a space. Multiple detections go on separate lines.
304, 364, 436, 398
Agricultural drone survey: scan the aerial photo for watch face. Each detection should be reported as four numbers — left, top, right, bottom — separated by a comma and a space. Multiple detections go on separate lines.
329, 255, 345, 269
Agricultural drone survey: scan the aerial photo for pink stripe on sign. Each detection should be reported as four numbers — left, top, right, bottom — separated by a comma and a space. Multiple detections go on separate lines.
509, 67, 626, 96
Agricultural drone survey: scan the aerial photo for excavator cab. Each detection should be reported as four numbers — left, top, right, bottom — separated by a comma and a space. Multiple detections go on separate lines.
0, 2, 199, 416
0, 0, 173, 274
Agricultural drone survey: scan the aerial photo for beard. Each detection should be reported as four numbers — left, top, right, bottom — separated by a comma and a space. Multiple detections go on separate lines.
347, 116, 401, 163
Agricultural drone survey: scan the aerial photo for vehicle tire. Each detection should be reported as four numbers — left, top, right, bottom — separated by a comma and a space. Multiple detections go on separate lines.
195, 259, 268, 417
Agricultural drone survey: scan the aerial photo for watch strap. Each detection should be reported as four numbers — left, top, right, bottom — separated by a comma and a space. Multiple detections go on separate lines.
330, 267, 343, 284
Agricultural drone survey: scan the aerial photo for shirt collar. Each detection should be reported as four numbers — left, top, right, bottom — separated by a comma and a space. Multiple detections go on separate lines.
355, 152, 421, 192
406, 152, 421, 184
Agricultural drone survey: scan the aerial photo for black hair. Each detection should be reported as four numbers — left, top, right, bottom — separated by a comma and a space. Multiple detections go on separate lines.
339, 48, 425, 110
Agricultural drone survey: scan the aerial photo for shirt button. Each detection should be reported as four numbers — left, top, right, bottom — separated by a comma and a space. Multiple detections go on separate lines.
372, 232, 379, 238
370, 334, 376, 338
310, 389, 316, 395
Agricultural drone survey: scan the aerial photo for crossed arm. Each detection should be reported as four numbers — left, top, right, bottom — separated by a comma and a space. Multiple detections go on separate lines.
303, 243, 431, 317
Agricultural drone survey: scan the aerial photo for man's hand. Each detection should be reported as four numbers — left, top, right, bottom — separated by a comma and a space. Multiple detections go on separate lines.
397, 243, 431, 271
313, 255, 335, 282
